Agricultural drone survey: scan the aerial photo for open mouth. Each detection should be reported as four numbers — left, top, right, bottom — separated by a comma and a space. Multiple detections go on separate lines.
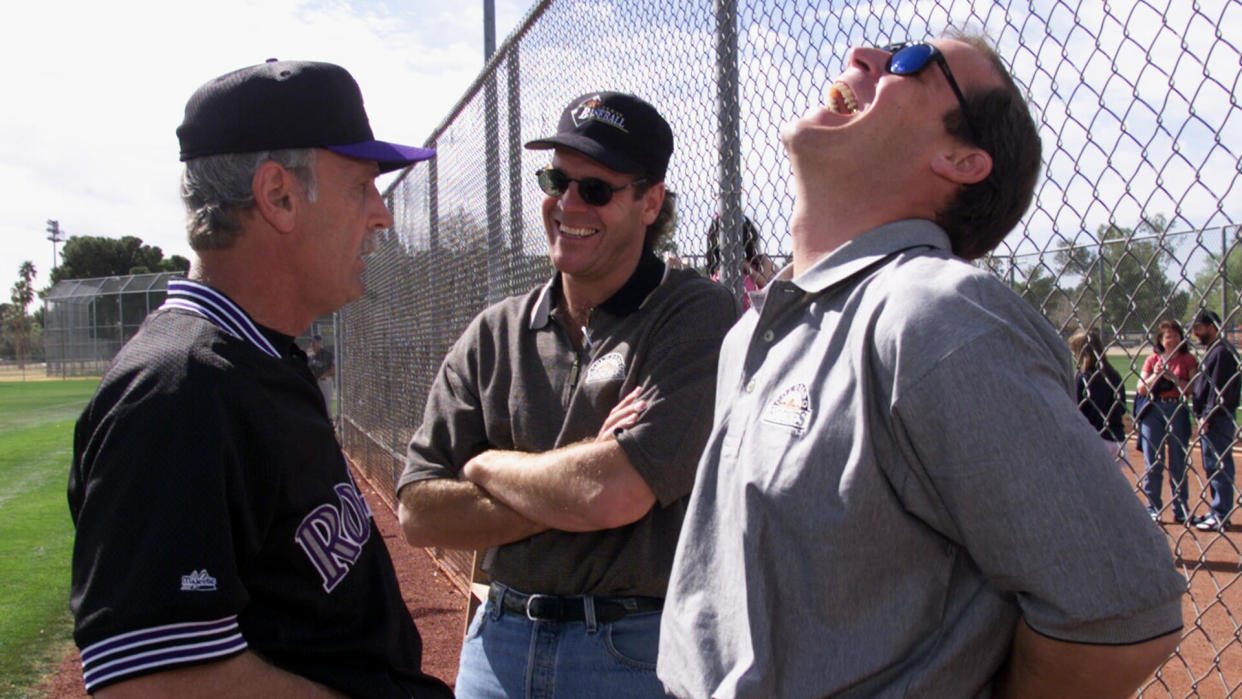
825, 81, 860, 116
560, 224, 598, 239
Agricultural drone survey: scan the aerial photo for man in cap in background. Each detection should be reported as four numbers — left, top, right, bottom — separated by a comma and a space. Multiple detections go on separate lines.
307, 333, 335, 414
69, 60, 452, 697
1190, 308, 1239, 532
659, 33, 1183, 697
397, 92, 737, 696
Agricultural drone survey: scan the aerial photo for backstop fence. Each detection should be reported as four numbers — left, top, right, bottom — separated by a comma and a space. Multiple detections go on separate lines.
337, 1, 1242, 695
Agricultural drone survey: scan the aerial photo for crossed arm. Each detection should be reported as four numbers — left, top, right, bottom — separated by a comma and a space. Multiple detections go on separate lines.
398, 388, 653, 549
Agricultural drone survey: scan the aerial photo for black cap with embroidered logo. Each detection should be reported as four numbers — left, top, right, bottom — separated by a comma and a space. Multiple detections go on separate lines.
525, 92, 674, 181
176, 59, 434, 173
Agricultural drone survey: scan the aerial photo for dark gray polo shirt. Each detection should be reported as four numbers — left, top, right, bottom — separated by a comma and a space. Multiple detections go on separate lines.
400, 253, 738, 597
659, 220, 1184, 698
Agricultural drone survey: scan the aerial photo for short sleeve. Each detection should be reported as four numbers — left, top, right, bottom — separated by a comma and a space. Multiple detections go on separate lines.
70, 376, 253, 692
399, 331, 490, 492
889, 327, 1184, 644
615, 282, 738, 505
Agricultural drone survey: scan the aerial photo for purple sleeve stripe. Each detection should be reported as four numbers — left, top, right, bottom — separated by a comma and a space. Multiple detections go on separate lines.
83, 636, 248, 693
80, 615, 240, 661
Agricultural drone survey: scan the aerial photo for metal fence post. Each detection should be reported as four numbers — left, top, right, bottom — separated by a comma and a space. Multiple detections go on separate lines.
715, 0, 743, 300
508, 50, 523, 261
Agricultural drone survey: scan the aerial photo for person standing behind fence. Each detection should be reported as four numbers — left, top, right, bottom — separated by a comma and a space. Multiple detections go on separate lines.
659, 32, 1183, 698
706, 214, 778, 310
1068, 328, 1132, 471
1136, 317, 1198, 523
307, 333, 335, 414
68, 60, 452, 697
1189, 309, 1239, 532
396, 92, 737, 697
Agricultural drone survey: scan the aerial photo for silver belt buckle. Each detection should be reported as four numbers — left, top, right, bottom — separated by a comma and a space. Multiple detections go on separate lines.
525, 593, 553, 621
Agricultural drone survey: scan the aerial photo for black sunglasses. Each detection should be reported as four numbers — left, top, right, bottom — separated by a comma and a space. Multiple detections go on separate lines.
535, 167, 647, 207
881, 41, 981, 142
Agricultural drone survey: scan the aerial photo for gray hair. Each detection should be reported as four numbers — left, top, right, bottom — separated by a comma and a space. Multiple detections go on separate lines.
181, 148, 318, 251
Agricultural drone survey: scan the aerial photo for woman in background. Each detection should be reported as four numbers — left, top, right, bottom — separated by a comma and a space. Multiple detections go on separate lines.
1068, 328, 1131, 472
706, 215, 777, 310
1135, 318, 1198, 523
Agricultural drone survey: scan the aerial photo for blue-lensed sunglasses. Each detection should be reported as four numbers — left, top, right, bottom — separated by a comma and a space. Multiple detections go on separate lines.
881, 41, 980, 142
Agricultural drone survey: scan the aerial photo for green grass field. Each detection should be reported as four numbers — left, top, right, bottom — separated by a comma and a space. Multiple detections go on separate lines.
0, 379, 98, 698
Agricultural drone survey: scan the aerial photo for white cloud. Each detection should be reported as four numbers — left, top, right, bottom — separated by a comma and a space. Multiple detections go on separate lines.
0, 0, 528, 296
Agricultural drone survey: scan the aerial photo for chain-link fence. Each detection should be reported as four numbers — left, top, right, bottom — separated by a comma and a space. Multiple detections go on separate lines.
43, 272, 183, 377
337, 1, 1242, 694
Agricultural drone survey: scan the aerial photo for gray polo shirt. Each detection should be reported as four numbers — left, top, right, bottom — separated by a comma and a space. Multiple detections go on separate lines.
400, 253, 738, 597
659, 220, 1184, 698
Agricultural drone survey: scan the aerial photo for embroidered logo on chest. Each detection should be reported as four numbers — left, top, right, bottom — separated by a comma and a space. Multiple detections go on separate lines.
761, 383, 813, 433
294, 482, 374, 593
584, 352, 627, 384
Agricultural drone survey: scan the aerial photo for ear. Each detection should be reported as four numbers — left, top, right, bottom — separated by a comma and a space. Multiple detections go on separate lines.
929, 144, 992, 186
639, 182, 665, 226
251, 160, 303, 234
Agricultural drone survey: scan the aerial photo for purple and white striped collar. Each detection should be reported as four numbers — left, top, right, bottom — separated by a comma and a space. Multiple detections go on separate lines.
161, 279, 281, 358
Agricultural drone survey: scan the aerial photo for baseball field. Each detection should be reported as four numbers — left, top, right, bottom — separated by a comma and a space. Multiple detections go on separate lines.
3, 370, 1239, 697
0, 377, 97, 698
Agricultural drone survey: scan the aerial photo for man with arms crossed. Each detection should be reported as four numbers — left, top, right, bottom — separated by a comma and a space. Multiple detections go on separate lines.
398, 92, 737, 696
660, 33, 1184, 697
69, 60, 452, 698
1190, 308, 1239, 532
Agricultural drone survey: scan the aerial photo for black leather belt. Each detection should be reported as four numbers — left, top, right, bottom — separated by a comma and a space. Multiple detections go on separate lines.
488, 583, 663, 623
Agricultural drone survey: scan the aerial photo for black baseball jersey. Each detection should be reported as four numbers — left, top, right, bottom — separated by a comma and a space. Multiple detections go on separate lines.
69, 279, 451, 697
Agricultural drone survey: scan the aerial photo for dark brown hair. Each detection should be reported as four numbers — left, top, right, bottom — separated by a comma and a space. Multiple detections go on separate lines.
934, 31, 1042, 260
1154, 318, 1190, 356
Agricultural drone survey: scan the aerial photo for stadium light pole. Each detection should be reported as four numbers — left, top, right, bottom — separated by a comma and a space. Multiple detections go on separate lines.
46, 218, 63, 274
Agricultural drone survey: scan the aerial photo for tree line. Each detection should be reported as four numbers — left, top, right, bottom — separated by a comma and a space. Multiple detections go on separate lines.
1008, 215, 1240, 342
2, 235, 190, 364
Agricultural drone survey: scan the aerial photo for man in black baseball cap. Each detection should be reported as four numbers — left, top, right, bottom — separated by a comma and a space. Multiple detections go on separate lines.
398, 91, 736, 696
69, 60, 451, 696
1190, 308, 1239, 532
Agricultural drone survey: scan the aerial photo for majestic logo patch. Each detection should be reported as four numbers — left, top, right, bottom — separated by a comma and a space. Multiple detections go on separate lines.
584, 352, 627, 384
180, 569, 217, 592
761, 383, 813, 433
294, 482, 374, 593
571, 95, 629, 132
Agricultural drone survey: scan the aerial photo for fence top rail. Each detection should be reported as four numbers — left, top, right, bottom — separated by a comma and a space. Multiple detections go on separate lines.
384, 0, 554, 198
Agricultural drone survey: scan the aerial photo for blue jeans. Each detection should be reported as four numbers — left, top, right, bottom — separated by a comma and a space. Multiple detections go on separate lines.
1200, 415, 1237, 521
1139, 399, 1191, 519
455, 588, 668, 698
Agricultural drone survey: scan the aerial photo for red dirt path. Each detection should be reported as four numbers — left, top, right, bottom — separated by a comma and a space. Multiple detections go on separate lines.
32, 467, 467, 697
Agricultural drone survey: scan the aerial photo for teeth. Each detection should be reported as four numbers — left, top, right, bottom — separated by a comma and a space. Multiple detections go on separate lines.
825, 82, 859, 115
560, 225, 597, 239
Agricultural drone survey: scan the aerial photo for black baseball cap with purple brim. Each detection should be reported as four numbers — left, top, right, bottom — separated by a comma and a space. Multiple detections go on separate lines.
176, 59, 433, 174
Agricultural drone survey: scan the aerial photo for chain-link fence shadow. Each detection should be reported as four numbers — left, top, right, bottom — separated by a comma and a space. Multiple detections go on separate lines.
338, 1, 1241, 694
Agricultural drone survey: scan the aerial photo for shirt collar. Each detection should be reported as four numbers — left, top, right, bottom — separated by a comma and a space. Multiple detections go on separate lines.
751, 220, 947, 316
161, 278, 288, 358
529, 251, 668, 329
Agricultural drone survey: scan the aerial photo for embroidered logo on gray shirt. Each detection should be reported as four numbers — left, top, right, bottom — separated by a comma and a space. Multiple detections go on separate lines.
762, 383, 813, 433
584, 352, 627, 384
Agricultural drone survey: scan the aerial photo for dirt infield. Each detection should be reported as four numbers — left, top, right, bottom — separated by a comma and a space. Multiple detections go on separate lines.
33, 443, 1240, 697
0, 363, 58, 382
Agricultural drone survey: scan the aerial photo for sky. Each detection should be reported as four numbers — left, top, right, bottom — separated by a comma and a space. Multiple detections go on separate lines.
0, 0, 530, 298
